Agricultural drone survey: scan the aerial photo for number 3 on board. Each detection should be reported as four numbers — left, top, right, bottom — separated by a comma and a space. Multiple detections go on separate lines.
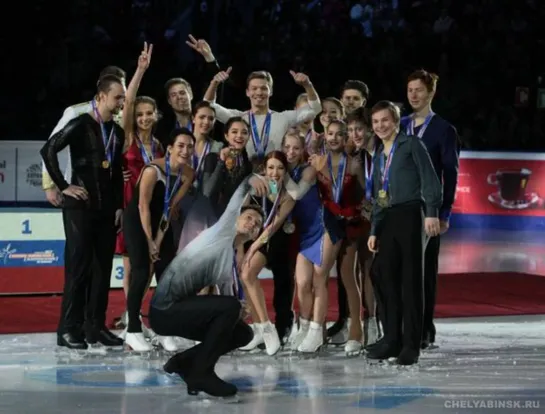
22, 219, 32, 235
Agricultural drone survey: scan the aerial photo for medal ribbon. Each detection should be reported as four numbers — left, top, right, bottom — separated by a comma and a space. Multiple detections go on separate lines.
92, 100, 116, 165
233, 251, 244, 300
249, 112, 272, 158
364, 153, 374, 200
136, 133, 156, 164
305, 130, 312, 148
262, 188, 282, 228
290, 164, 305, 182
407, 111, 435, 138
175, 119, 193, 132
163, 155, 183, 219
192, 140, 211, 182
286, 164, 307, 226
380, 139, 398, 192
327, 153, 347, 203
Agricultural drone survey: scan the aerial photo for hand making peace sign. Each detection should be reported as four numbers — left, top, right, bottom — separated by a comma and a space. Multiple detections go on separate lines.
138, 42, 153, 70
186, 34, 215, 62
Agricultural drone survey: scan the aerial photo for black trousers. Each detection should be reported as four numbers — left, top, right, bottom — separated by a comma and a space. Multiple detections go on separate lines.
257, 230, 295, 334
124, 216, 176, 333
149, 296, 253, 374
423, 235, 441, 339
58, 208, 116, 335
375, 203, 427, 351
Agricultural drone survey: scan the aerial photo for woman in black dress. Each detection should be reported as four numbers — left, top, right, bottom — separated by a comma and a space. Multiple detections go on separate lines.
200, 116, 254, 217
177, 116, 252, 252
123, 127, 195, 352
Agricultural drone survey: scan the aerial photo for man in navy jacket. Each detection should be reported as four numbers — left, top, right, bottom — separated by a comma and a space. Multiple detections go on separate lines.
402, 69, 460, 348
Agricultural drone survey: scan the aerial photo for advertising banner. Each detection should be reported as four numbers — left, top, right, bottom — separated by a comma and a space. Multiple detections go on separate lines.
16, 141, 48, 202
0, 141, 69, 204
0, 211, 154, 294
0, 211, 274, 295
451, 152, 545, 230
0, 146, 17, 201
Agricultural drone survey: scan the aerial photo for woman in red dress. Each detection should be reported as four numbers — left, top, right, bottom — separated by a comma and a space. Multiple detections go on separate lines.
346, 107, 379, 346
114, 44, 164, 330
311, 120, 367, 356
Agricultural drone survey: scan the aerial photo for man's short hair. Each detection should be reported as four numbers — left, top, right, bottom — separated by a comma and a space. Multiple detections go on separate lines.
241, 204, 265, 223
341, 80, 370, 101
164, 77, 193, 99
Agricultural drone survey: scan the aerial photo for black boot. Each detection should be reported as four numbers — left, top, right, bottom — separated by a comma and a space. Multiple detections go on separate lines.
57, 332, 88, 350
86, 327, 123, 346
420, 337, 430, 350
164, 351, 195, 379
326, 318, 346, 338
396, 347, 419, 366
185, 372, 238, 398
366, 341, 402, 360
365, 336, 387, 352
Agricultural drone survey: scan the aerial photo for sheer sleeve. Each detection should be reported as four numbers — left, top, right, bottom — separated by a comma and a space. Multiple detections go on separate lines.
39, 117, 83, 191
241, 150, 253, 177
201, 152, 223, 200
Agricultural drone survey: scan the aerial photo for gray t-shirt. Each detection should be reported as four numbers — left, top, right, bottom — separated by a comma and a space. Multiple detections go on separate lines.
151, 177, 251, 310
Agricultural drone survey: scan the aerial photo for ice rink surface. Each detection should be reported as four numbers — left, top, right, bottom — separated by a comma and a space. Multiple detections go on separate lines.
0, 315, 544, 413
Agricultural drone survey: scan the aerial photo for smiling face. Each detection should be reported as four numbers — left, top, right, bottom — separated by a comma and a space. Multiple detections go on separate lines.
236, 208, 263, 240
225, 121, 250, 150
319, 100, 343, 129
99, 82, 126, 116
168, 134, 195, 165
135, 102, 157, 132
283, 134, 304, 165
341, 88, 365, 113
246, 78, 271, 109
347, 120, 366, 149
168, 82, 192, 114
266, 157, 286, 183
192, 106, 215, 136
325, 122, 346, 152
372, 109, 398, 141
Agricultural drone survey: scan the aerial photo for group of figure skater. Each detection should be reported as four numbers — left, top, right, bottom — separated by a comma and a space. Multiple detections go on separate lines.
40, 37, 459, 399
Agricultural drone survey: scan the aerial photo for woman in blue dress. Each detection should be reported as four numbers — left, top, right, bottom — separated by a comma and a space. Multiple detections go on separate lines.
282, 132, 343, 353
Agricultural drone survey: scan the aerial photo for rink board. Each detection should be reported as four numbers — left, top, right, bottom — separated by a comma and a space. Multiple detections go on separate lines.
0, 209, 289, 295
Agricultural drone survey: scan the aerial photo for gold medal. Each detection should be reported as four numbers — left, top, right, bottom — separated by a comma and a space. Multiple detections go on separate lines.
377, 190, 389, 207
226, 149, 239, 171
102, 160, 110, 169
283, 221, 295, 234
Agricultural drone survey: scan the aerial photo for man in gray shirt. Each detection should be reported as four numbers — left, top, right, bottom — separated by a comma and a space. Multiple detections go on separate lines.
149, 177, 263, 399
366, 100, 442, 366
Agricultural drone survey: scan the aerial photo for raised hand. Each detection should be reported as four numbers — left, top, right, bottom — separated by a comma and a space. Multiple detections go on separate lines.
138, 42, 153, 70
186, 34, 214, 61
290, 70, 311, 87
213, 67, 232, 84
